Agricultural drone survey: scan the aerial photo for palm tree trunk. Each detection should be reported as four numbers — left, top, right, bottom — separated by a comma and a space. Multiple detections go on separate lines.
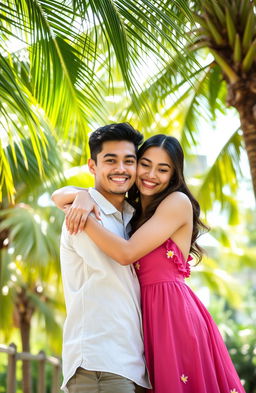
0, 226, 9, 297
15, 288, 34, 393
240, 122, 256, 198
227, 82, 256, 197
20, 316, 32, 393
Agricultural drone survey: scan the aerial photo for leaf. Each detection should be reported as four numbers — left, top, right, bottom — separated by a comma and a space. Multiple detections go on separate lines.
197, 128, 243, 215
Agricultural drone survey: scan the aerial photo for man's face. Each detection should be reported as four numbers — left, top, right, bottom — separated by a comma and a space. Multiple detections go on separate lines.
88, 140, 137, 199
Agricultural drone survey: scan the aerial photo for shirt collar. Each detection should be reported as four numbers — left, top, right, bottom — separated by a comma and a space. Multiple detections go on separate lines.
88, 188, 135, 223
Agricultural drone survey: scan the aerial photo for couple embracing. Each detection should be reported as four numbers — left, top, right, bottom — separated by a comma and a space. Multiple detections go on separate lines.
52, 123, 245, 393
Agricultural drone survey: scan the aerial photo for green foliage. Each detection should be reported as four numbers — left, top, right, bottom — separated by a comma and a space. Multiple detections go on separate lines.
1, 131, 63, 204
0, 205, 60, 264
0, 0, 193, 201
197, 129, 243, 215
208, 295, 256, 393
0, 363, 7, 393
226, 324, 256, 393
191, 257, 243, 308
0, 133, 65, 354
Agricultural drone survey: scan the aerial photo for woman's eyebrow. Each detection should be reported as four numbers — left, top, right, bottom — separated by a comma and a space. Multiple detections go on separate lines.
141, 157, 171, 168
140, 157, 151, 163
158, 163, 171, 168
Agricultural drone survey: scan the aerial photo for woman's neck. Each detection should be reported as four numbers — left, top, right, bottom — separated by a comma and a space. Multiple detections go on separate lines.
140, 194, 153, 214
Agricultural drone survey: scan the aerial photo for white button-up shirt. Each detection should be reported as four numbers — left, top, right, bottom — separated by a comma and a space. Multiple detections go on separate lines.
60, 188, 150, 391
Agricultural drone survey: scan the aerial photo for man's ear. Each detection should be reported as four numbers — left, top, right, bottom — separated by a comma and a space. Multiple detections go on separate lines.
88, 158, 96, 175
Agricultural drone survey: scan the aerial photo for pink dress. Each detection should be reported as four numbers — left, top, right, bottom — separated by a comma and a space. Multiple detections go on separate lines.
134, 239, 245, 393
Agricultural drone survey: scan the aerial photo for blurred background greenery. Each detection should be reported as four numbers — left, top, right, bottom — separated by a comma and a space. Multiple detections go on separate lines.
0, 0, 255, 392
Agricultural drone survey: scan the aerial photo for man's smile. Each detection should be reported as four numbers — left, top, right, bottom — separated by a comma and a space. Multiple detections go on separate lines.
109, 175, 130, 184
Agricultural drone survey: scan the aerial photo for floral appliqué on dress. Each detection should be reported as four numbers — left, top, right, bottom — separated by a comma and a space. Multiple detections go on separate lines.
180, 374, 188, 384
135, 262, 140, 270
166, 249, 175, 258
165, 239, 192, 278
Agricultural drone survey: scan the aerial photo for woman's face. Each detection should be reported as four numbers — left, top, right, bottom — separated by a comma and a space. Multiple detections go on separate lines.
136, 146, 174, 197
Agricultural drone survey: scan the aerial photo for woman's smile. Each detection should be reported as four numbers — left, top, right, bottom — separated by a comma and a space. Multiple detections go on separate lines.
140, 179, 159, 189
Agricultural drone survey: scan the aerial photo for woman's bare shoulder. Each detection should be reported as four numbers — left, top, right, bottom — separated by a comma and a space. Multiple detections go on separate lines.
157, 191, 192, 215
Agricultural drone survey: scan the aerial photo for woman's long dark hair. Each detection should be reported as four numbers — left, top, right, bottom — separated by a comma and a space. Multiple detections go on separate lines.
128, 134, 209, 263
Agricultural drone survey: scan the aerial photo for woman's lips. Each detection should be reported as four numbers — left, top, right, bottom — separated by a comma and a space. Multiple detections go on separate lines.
141, 179, 158, 189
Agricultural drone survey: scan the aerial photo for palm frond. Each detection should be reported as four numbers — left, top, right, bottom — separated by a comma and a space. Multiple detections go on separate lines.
0, 0, 198, 201
197, 129, 243, 218
1, 131, 63, 203
0, 205, 60, 264
29, 292, 63, 347
192, 257, 242, 308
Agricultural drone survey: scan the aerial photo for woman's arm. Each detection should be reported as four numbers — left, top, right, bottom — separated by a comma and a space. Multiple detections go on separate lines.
84, 192, 192, 265
51, 186, 88, 209
51, 186, 100, 233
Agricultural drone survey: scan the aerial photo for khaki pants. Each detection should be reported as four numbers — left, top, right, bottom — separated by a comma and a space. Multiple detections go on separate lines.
66, 367, 146, 393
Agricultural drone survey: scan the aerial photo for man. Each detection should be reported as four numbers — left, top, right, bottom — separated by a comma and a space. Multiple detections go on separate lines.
52, 123, 150, 393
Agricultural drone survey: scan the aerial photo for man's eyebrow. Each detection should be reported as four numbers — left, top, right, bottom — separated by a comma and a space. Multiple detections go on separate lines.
141, 157, 171, 168
103, 153, 136, 159
103, 153, 117, 158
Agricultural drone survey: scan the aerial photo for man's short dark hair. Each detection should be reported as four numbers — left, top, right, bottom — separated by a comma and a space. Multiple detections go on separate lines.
89, 123, 143, 162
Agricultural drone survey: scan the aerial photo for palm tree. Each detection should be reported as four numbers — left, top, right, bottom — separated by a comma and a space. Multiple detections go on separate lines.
0, 0, 192, 202
124, 0, 256, 202
192, 0, 256, 197
0, 134, 64, 393
0, 204, 65, 393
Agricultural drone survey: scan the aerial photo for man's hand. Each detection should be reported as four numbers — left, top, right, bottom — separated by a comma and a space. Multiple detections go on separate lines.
65, 191, 101, 234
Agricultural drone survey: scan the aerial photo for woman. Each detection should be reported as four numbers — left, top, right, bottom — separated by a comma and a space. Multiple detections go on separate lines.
54, 135, 245, 393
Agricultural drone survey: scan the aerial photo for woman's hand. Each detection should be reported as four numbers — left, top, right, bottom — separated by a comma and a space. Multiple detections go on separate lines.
65, 191, 101, 234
